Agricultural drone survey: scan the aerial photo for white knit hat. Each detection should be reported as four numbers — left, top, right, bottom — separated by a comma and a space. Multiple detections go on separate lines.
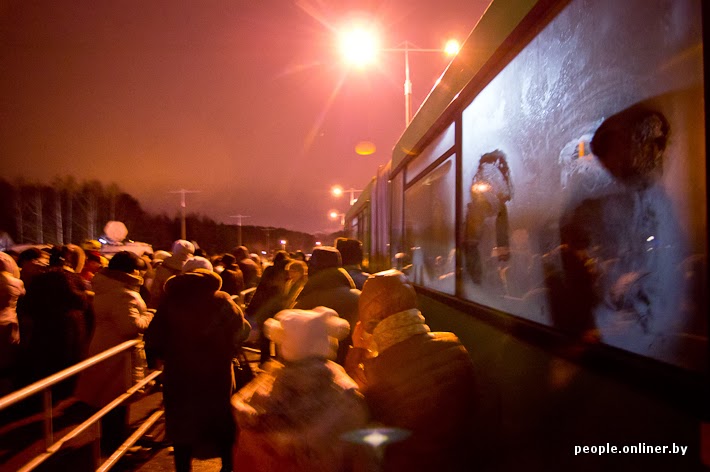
182, 256, 213, 273
264, 307, 350, 362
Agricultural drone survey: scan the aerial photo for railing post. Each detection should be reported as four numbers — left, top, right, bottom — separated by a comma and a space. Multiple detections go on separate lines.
42, 389, 53, 449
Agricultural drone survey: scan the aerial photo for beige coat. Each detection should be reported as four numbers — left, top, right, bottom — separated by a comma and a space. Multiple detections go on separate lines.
75, 268, 152, 407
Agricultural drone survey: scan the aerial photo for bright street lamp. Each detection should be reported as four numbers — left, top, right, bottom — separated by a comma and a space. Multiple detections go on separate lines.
339, 27, 460, 126
331, 185, 363, 205
328, 210, 345, 226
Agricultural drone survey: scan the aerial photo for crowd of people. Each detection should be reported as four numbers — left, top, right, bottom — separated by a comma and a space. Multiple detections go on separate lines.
0, 236, 479, 471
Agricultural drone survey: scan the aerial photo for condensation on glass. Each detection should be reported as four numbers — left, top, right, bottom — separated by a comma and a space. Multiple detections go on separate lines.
459, 0, 706, 371
404, 156, 456, 295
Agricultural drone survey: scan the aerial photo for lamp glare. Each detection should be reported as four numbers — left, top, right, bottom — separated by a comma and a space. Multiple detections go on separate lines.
444, 39, 460, 56
340, 27, 378, 67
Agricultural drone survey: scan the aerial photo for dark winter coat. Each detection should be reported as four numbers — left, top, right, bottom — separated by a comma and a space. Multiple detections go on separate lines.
145, 269, 247, 449
16, 267, 92, 398
364, 332, 478, 472
294, 268, 360, 365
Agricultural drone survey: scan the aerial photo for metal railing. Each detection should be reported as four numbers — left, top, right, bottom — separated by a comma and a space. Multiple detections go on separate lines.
0, 338, 163, 472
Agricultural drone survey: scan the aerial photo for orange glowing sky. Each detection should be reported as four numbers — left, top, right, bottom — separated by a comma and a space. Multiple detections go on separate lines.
1, 0, 490, 234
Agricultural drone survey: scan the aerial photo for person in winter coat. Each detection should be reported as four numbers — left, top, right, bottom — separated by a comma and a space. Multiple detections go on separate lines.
294, 246, 360, 365
246, 251, 290, 364
145, 259, 248, 472
283, 260, 308, 309
232, 307, 368, 472
74, 251, 153, 451
345, 269, 478, 472
335, 238, 370, 290
232, 246, 261, 289
148, 239, 194, 309
219, 253, 245, 298
0, 252, 24, 395
16, 244, 92, 399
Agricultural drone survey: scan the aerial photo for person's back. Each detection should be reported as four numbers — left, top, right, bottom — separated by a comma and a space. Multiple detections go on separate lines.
17, 245, 91, 397
148, 240, 194, 309
0, 252, 24, 395
335, 238, 370, 290
232, 246, 260, 289
232, 308, 367, 472
145, 261, 247, 472
346, 270, 478, 471
365, 331, 477, 471
218, 254, 244, 296
76, 252, 153, 407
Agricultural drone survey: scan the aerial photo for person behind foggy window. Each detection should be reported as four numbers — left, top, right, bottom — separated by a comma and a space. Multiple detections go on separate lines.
463, 150, 512, 285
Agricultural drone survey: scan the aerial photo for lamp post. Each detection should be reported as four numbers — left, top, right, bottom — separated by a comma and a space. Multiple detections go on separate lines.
331, 185, 363, 205
329, 210, 345, 226
229, 214, 250, 247
169, 189, 200, 240
339, 29, 460, 126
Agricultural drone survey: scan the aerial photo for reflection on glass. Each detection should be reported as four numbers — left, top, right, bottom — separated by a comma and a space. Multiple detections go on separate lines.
463, 150, 512, 286
459, 0, 706, 371
404, 157, 456, 295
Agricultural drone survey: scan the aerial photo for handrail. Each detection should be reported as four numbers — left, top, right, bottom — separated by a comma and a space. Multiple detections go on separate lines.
0, 338, 164, 472
0, 339, 141, 411
17, 369, 163, 472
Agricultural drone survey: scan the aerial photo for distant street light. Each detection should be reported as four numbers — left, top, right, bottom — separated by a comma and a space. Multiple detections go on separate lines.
339, 27, 460, 126
331, 185, 363, 205
229, 214, 250, 247
329, 210, 345, 226
169, 189, 200, 240
280, 239, 287, 251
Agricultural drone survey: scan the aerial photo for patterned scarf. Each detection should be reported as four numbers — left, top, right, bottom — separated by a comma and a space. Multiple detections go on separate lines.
372, 308, 430, 352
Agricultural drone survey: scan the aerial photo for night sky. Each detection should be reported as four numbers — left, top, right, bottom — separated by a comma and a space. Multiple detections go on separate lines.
1, 0, 489, 234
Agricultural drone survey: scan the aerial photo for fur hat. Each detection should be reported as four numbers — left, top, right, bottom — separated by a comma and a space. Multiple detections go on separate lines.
171, 240, 195, 258
335, 238, 363, 266
264, 307, 350, 362
359, 269, 418, 333
109, 251, 147, 273
308, 246, 341, 275
183, 256, 213, 273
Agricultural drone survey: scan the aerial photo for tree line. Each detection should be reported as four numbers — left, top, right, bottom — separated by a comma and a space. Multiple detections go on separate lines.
0, 177, 335, 255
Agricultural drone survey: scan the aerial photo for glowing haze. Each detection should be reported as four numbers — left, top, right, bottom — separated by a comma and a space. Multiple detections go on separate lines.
1, 1, 490, 235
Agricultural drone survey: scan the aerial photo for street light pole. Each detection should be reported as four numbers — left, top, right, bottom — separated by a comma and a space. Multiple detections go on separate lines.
169, 189, 200, 240
404, 42, 412, 126
382, 42, 458, 127
339, 28, 460, 127
229, 214, 250, 247
331, 185, 363, 205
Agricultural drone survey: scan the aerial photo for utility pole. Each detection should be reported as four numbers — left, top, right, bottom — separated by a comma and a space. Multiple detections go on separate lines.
261, 227, 275, 255
169, 189, 200, 240
229, 214, 251, 247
